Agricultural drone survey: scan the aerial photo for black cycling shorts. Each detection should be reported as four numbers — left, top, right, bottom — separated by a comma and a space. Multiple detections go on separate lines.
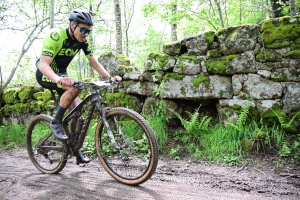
36, 69, 67, 97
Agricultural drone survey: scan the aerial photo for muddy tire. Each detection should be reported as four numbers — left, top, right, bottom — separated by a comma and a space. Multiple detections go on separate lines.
95, 107, 159, 185
26, 114, 67, 174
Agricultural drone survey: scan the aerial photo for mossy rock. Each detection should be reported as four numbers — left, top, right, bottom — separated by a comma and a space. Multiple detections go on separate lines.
29, 101, 45, 113
260, 106, 286, 126
42, 90, 54, 102
3, 88, 21, 104
260, 15, 300, 46
147, 53, 170, 70
284, 50, 300, 59
162, 73, 186, 82
45, 100, 56, 111
18, 85, 40, 103
205, 54, 238, 74
104, 92, 140, 111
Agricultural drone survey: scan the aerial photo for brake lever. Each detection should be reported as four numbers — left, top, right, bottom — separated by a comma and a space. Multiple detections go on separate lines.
73, 81, 84, 90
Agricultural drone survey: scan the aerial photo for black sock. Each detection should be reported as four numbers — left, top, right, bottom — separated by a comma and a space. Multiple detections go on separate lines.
53, 105, 67, 123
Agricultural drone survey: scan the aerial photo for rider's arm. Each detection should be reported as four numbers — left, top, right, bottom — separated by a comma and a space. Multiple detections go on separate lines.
88, 57, 122, 82
39, 56, 61, 84
39, 56, 73, 86
88, 57, 111, 79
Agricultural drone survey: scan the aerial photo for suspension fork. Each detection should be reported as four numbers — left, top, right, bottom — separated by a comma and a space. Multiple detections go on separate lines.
96, 102, 127, 150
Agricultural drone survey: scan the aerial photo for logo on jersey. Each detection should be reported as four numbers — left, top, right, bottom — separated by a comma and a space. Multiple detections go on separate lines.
42, 51, 53, 57
58, 48, 79, 56
50, 32, 60, 41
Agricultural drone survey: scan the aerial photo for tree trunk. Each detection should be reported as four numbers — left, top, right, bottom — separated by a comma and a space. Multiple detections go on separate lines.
171, 4, 178, 41
123, 0, 135, 57
50, 0, 54, 28
214, 0, 225, 28
88, 5, 94, 78
114, 0, 123, 55
271, 0, 289, 17
289, 0, 297, 16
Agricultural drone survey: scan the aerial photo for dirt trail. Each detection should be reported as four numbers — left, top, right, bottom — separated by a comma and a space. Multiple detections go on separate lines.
0, 148, 299, 200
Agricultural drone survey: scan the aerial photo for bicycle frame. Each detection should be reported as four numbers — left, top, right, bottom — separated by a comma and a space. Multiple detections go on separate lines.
61, 82, 126, 154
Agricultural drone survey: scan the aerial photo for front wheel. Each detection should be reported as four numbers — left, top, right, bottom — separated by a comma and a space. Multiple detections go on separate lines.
95, 107, 159, 185
26, 114, 67, 174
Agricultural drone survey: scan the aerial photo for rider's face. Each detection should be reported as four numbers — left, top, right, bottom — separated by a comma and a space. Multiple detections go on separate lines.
71, 22, 92, 42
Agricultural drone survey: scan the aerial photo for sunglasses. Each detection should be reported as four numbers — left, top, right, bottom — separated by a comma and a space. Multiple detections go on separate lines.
78, 26, 92, 34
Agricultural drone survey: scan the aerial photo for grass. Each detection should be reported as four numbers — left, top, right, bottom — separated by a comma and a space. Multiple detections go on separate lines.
1, 107, 300, 165
0, 123, 26, 149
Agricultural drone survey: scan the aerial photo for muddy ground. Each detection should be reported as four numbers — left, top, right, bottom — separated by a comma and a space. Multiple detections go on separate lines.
0, 148, 299, 200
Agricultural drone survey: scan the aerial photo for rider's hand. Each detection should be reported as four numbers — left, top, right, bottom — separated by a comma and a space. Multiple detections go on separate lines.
112, 76, 122, 83
57, 77, 75, 87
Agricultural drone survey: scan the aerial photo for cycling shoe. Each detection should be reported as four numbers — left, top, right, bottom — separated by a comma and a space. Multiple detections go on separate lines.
76, 150, 90, 165
50, 121, 69, 141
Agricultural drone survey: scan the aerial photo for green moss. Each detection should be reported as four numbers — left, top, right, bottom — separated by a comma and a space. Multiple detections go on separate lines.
207, 50, 221, 58
232, 104, 242, 110
29, 101, 45, 112
42, 90, 53, 103
104, 92, 139, 111
266, 41, 290, 49
255, 51, 280, 62
178, 62, 184, 68
14, 103, 28, 113
204, 31, 215, 45
256, 53, 265, 60
102, 51, 113, 57
219, 90, 225, 97
117, 54, 130, 63
272, 71, 287, 81
260, 16, 300, 45
119, 65, 134, 72
180, 87, 186, 95
18, 85, 39, 103
260, 105, 286, 125
163, 73, 185, 82
205, 60, 227, 74
3, 88, 21, 104
205, 54, 238, 74
122, 81, 132, 88
284, 50, 300, 58
226, 54, 238, 62
191, 75, 209, 87
179, 55, 200, 64
148, 53, 169, 69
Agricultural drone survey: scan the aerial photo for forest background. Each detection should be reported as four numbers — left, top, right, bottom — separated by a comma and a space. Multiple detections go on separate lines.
1, 0, 299, 92
0, 0, 300, 163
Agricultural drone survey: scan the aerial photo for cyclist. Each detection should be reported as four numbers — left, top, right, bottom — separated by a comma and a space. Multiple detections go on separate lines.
36, 9, 122, 164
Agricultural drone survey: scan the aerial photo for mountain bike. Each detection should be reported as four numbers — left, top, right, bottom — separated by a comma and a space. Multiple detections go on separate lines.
26, 80, 159, 185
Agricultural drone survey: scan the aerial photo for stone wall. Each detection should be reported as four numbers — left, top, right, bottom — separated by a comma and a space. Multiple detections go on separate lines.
100, 15, 300, 126
1, 15, 300, 127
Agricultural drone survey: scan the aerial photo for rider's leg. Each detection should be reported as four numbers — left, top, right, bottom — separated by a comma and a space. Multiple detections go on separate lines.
50, 87, 80, 140
69, 97, 82, 133
68, 97, 90, 164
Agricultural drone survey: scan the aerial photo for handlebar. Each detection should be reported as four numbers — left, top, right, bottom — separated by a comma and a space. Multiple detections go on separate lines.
73, 79, 118, 90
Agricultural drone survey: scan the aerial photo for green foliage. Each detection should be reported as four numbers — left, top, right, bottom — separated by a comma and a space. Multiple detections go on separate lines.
171, 106, 211, 143
145, 101, 169, 149
271, 109, 300, 133
226, 102, 251, 134
0, 123, 26, 149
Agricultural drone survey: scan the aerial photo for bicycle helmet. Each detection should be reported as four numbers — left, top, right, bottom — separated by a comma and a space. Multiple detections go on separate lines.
69, 9, 93, 26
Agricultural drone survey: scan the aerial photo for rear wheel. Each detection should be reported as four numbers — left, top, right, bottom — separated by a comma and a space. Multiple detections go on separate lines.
95, 107, 159, 185
26, 114, 67, 174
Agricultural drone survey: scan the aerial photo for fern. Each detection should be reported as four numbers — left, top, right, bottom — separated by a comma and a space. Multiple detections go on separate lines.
272, 109, 300, 132
236, 103, 250, 128
170, 106, 211, 136
226, 102, 251, 131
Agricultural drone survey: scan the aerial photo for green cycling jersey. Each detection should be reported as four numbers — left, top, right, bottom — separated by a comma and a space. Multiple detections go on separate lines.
37, 28, 92, 73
